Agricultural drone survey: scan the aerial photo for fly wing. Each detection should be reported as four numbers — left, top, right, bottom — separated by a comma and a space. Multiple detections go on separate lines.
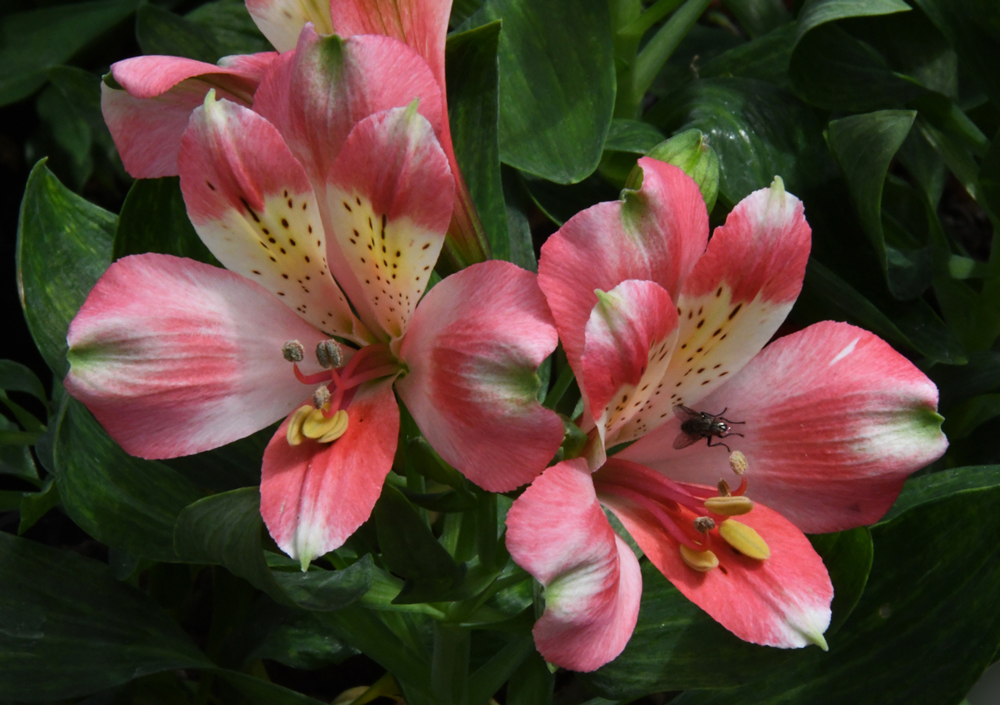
673, 431, 700, 450
673, 404, 698, 422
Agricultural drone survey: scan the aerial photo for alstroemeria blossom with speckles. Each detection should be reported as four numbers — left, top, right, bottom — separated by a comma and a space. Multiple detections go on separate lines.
68, 28, 563, 569
505, 158, 948, 672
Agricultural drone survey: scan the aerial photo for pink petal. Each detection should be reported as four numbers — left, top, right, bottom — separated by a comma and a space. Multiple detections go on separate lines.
253, 28, 443, 188
246, 0, 335, 52
581, 279, 679, 451
321, 106, 453, 339
538, 159, 708, 384
65, 254, 330, 459
620, 321, 948, 533
261, 379, 399, 567
395, 261, 564, 492
178, 92, 369, 343
600, 470, 832, 649
506, 460, 642, 672
632, 177, 812, 424
102, 54, 275, 178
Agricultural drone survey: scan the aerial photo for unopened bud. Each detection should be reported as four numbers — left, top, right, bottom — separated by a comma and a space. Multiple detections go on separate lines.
717, 479, 731, 497
282, 340, 305, 362
693, 516, 716, 533
729, 450, 748, 476
316, 339, 343, 369
312, 385, 331, 409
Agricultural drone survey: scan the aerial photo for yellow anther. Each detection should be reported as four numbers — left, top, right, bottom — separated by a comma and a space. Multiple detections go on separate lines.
704, 495, 755, 516
729, 450, 748, 476
680, 545, 719, 572
718, 519, 770, 560
286, 405, 312, 446
302, 408, 349, 443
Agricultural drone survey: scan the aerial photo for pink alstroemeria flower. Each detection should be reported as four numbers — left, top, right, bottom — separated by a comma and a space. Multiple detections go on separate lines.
247, 0, 489, 264
505, 158, 948, 672
68, 29, 563, 568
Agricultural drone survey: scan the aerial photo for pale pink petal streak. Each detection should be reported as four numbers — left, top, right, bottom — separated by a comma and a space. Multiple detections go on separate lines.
261, 379, 399, 566
322, 106, 453, 339
506, 460, 642, 672
538, 160, 708, 382
621, 321, 948, 533
396, 261, 564, 492
252, 28, 443, 188
65, 254, 329, 459
178, 93, 368, 342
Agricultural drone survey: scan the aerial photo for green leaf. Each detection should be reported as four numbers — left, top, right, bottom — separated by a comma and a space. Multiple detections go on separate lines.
880, 465, 1000, 524
472, 0, 616, 183
808, 528, 873, 633
506, 649, 555, 705
604, 120, 666, 154
17, 161, 115, 378
53, 397, 203, 561
467, 636, 533, 705
135, 1, 221, 63
374, 484, 463, 603
794, 0, 911, 46
828, 110, 936, 300
18, 480, 60, 535
446, 22, 510, 263
911, 0, 1000, 110
932, 351, 1000, 410
0, 360, 46, 403
790, 23, 924, 112
0, 531, 210, 700
164, 425, 273, 492
0, 416, 39, 483
721, 0, 790, 39
700, 22, 797, 87
233, 601, 357, 670
0, 0, 137, 106
673, 482, 1000, 705
114, 177, 221, 265
185, 0, 271, 57
173, 487, 372, 610
645, 78, 833, 206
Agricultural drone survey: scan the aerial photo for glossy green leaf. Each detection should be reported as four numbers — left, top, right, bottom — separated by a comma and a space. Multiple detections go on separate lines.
880, 465, 1000, 524
0, 416, 39, 483
136, 2, 221, 63
446, 22, 510, 263
185, 0, 271, 57
522, 172, 619, 227
673, 482, 1000, 705
0, 360, 46, 402
808, 528, 873, 633
500, 165, 537, 271
506, 649, 555, 705
790, 24, 924, 111
645, 78, 833, 205
173, 487, 372, 610
114, 177, 220, 265
604, 119, 666, 154
233, 601, 357, 670
18, 479, 59, 535
17, 161, 115, 378
700, 22, 796, 86
794, 0, 911, 45
828, 110, 936, 300
374, 484, 463, 603
468, 636, 533, 705
53, 397, 203, 561
0, 0, 137, 106
721, 0, 789, 38
0, 531, 209, 700
472, 0, 615, 183
911, 0, 1000, 109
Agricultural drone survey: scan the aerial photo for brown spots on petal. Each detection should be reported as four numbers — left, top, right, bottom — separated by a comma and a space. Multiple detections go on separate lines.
729, 303, 742, 320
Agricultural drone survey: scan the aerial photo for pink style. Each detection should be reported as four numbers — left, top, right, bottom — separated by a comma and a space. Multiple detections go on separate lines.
102, 0, 487, 265
67, 25, 563, 570
505, 159, 948, 672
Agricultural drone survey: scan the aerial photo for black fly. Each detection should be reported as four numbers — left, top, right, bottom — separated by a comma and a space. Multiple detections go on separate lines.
672, 405, 745, 452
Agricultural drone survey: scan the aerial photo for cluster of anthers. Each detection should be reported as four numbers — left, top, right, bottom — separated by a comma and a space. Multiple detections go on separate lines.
596, 450, 770, 576
279, 339, 399, 447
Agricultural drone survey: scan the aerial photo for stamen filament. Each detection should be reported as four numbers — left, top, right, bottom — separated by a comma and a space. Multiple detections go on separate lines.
599, 484, 705, 551
294, 365, 332, 385
604, 459, 706, 512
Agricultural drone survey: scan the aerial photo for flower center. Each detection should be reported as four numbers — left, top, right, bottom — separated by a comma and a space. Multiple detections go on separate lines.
281, 339, 400, 446
595, 450, 770, 574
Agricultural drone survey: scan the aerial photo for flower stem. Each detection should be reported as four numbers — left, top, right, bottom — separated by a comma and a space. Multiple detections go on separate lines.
431, 622, 470, 705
